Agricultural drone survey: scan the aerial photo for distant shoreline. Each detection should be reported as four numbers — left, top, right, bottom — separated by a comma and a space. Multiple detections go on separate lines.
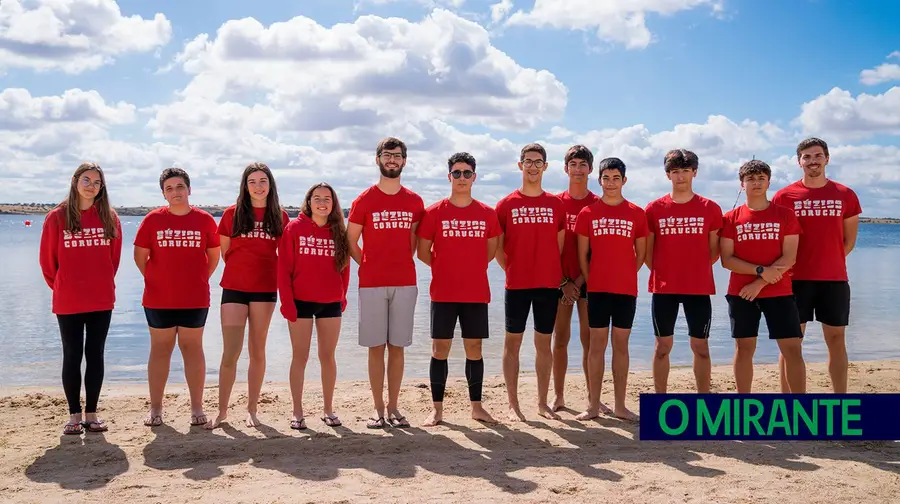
1, 203, 897, 223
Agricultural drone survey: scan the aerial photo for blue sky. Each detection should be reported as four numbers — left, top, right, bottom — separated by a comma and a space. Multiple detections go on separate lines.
2, 0, 899, 215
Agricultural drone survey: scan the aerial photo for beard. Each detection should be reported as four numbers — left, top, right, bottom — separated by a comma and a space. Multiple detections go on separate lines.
378, 159, 403, 179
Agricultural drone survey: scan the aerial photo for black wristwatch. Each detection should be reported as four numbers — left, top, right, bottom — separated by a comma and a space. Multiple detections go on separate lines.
756, 265, 764, 278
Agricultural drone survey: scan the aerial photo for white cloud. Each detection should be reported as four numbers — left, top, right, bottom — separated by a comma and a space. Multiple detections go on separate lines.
505, 0, 724, 50
490, 0, 514, 24
797, 87, 900, 140
859, 51, 900, 85
0, 88, 136, 131
0, 0, 172, 74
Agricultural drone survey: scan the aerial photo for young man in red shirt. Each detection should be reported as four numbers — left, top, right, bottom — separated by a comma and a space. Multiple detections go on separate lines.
552, 145, 597, 412
416, 152, 501, 427
347, 137, 426, 429
574, 157, 647, 422
773, 137, 862, 393
720, 160, 806, 393
495, 143, 565, 422
644, 149, 723, 393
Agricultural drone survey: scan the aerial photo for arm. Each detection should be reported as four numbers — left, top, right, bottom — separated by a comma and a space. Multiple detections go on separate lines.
843, 215, 859, 256
219, 235, 231, 258
644, 232, 654, 269
487, 236, 499, 262
635, 236, 647, 272
39, 214, 59, 288
347, 222, 363, 265
410, 223, 419, 257
277, 230, 298, 322
719, 237, 787, 283
558, 229, 565, 255
708, 230, 721, 264
206, 247, 221, 278
111, 219, 123, 274
577, 234, 590, 282
340, 264, 350, 313
416, 237, 433, 266
134, 246, 150, 277
495, 234, 506, 271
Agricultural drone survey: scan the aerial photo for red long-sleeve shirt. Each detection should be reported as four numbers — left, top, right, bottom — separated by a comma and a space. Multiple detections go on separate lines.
39, 205, 123, 315
277, 214, 350, 321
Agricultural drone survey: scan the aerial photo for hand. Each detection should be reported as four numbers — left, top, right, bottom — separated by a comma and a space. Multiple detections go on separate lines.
280, 304, 298, 323
562, 282, 579, 303
760, 266, 783, 284
739, 281, 766, 301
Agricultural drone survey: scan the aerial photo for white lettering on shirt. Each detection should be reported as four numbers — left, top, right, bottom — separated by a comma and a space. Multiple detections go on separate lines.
298, 235, 336, 257
591, 217, 634, 238
735, 222, 781, 242
156, 229, 202, 248
441, 219, 487, 238
793, 199, 843, 217
658, 216, 706, 235
238, 221, 276, 240
62, 227, 111, 248
510, 206, 554, 225
371, 210, 413, 230
566, 213, 578, 231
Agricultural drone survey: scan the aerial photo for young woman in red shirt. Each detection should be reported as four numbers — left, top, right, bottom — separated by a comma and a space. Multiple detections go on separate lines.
39, 162, 122, 435
134, 168, 221, 427
278, 183, 350, 429
206, 163, 289, 430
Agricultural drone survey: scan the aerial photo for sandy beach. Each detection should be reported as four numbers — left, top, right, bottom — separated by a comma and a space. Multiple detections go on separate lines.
1, 360, 898, 504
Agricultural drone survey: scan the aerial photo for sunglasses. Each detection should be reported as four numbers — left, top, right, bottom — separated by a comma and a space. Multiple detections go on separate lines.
451, 170, 475, 179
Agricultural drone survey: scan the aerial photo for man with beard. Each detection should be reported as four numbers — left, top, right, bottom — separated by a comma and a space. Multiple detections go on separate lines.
495, 143, 566, 421
773, 137, 862, 393
348, 137, 426, 428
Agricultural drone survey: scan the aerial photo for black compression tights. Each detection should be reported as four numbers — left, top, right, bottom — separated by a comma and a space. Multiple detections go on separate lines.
56, 310, 112, 415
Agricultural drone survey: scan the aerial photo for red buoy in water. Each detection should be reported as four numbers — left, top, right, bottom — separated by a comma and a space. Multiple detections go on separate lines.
24, 220, 31, 227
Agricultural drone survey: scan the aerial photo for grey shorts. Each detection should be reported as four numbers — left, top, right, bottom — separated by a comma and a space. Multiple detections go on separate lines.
358, 286, 418, 348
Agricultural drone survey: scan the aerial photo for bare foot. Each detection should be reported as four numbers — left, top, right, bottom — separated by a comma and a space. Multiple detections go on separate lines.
575, 407, 600, 421
552, 395, 566, 412
422, 409, 443, 427
204, 413, 227, 430
246, 412, 261, 427
538, 403, 562, 420
615, 407, 640, 423
598, 402, 614, 416
472, 404, 498, 424
507, 407, 526, 422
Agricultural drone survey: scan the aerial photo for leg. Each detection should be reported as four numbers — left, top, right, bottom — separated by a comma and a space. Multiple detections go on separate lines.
822, 324, 848, 393
358, 288, 389, 427
733, 338, 757, 393
780, 324, 805, 392
316, 311, 342, 425
783, 280, 814, 392
683, 295, 713, 393
765, 296, 807, 394
176, 326, 208, 425
146, 326, 177, 426
776, 338, 806, 393
386, 344, 407, 426
82, 310, 112, 431
368, 345, 387, 425
551, 300, 574, 411
424, 339, 452, 427
503, 332, 525, 421
611, 327, 637, 421
650, 294, 679, 394
727, 295, 761, 394
207, 302, 248, 429
246, 301, 275, 426
56, 314, 85, 433
533, 288, 561, 420
689, 338, 711, 393
576, 327, 610, 420
576, 299, 590, 402
386, 286, 417, 427
458, 302, 495, 424
287, 317, 313, 429
652, 337, 674, 394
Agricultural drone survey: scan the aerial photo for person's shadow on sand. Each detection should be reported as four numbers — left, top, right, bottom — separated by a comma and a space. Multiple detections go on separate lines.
24, 432, 129, 490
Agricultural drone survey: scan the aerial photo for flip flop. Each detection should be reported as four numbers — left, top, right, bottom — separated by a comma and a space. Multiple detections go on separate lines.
388, 415, 410, 428
321, 414, 342, 427
190, 414, 208, 426
81, 419, 108, 432
144, 415, 163, 427
290, 418, 307, 430
63, 421, 84, 435
366, 417, 386, 429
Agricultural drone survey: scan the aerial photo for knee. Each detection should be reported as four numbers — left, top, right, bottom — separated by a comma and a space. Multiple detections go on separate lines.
654, 340, 673, 359
779, 341, 805, 361
463, 341, 483, 361
690, 339, 711, 359
553, 333, 570, 350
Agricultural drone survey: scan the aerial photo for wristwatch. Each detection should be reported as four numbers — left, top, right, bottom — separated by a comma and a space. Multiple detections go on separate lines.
756, 265, 764, 278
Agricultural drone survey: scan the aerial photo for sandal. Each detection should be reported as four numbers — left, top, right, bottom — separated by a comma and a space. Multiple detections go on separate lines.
190, 414, 208, 426
143, 415, 163, 427
63, 421, 84, 435
366, 417, 386, 429
321, 414, 342, 427
388, 415, 410, 428
290, 418, 307, 430
81, 419, 108, 433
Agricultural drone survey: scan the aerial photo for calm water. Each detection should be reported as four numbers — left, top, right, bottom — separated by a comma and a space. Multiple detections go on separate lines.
1, 214, 899, 387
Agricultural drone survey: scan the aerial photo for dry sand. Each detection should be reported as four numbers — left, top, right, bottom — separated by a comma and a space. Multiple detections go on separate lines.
1, 360, 898, 504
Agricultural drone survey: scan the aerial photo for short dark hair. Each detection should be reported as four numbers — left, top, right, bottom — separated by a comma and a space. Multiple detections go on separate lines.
664, 149, 699, 172
447, 152, 476, 172
564, 145, 593, 167
738, 159, 771, 181
796, 137, 829, 158
376, 137, 407, 158
597, 157, 626, 177
159, 167, 190, 190
520, 142, 547, 162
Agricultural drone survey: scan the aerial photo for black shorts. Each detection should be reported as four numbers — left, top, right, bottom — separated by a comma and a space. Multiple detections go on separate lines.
431, 302, 489, 339
651, 294, 712, 339
295, 299, 341, 319
726, 295, 803, 339
505, 288, 559, 335
587, 292, 637, 330
144, 308, 209, 329
792, 280, 851, 327
221, 288, 277, 305
558, 283, 587, 301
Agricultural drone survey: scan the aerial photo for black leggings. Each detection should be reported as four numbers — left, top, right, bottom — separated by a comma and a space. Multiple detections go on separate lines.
56, 310, 112, 415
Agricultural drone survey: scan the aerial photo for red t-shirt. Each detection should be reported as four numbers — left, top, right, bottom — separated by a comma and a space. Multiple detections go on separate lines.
645, 194, 723, 295
415, 199, 502, 303
134, 207, 221, 309
574, 199, 649, 297
277, 214, 351, 321
218, 205, 290, 293
495, 190, 565, 290
39, 205, 123, 315
558, 190, 599, 281
772, 180, 862, 281
720, 203, 803, 298
348, 185, 425, 288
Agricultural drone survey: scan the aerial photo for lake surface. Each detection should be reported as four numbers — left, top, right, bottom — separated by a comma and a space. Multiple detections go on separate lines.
1, 213, 898, 387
